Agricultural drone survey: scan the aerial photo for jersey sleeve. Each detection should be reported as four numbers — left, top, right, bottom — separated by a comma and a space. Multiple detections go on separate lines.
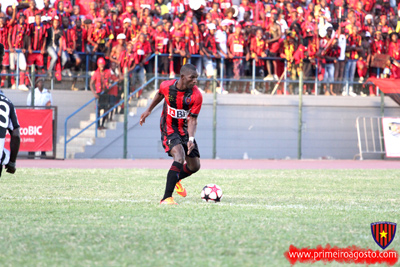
91, 71, 97, 81
158, 81, 168, 97
189, 89, 203, 118
7, 102, 20, 132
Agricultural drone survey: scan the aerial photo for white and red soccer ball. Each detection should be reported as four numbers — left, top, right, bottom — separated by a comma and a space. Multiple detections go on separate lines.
201, 184, 223, 202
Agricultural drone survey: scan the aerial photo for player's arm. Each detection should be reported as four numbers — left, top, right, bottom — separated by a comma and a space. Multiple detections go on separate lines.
110, 47, 118, 63
9, 4, 17, 26
186, 116, 198, 155
71, 31, 77, 52
0, 43, 4, 64
216, 43, 226, 58
28, 32, 33, 54
187, 91, 202, 155
6, 127, 20, 174
89, 78, 99, 99
8, 27, 14, 53
139, 91, 164, 126
41, 32, 47, 54
6, 103, 20, 174
203, 38, 213, 57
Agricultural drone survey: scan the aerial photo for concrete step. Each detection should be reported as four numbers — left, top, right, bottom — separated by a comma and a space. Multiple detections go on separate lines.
56, 150, 75, 159
79, 121, 97, 129
104, 121, 118, 129
58, 136, 96, 146
88, 107, 137, 121
89, 113, 96, 121
112, 114, 125, 123
56, 145, 85, 159
79, 119, 118, 130
69, 128, 106, 138
113, 113, 137, 123
61, 144, 85, 153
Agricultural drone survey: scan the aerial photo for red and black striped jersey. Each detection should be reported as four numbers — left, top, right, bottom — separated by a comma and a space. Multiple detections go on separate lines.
118, 50, 135, 69
62, 27, 75, 49
0, 22, 10, 50
23, 8, 41, 24
74, 27, 87, 53
10, 23, 29, 49
153, 30, 169, 54
88, 26, 107, 44
203, 33, 217, 54
159, 79, 203, 136
133, 40, 151, 64
29, 23, 47, 51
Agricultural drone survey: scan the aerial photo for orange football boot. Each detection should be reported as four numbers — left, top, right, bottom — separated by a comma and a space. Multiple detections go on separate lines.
160, 197, 178, 205
175, 180, 187, 197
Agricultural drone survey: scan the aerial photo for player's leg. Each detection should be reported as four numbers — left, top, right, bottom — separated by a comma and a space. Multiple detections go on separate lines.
160, 143, 185, 204
0, 148, 11, 177
175, 140, 201, 197
18, 53, 28, 91
174, 156, 200, 198
9, 52, 16, 88
47, 47, 58, 77
1, 52, 9, 87
179, 156, 200, 180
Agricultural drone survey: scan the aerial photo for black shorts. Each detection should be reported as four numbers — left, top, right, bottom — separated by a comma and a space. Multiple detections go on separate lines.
268, 52, 278, 57
161, 132, 200, 158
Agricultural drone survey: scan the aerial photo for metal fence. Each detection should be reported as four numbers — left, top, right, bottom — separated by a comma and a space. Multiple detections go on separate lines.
63, 67, 154, 159
1, 50, 384, 96
355, 117, 385, 160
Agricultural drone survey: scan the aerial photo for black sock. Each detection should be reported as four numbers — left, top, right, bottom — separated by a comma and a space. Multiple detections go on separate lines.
179, 163, 194, 180
162, 161, 183, 200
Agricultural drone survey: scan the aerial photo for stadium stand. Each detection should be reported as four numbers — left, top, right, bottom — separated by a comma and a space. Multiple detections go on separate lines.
0, 0, 399, 97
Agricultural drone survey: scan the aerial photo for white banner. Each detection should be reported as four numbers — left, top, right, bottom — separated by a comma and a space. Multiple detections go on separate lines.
382, 117, 400, 157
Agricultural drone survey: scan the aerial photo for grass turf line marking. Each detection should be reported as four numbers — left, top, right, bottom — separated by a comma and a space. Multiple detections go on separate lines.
1, 196, 399, 212
0, 196, 152, 204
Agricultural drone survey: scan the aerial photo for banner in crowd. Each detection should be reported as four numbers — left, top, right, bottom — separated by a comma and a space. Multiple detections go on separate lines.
366, 78, 400, 106
382, 117, 400, 158
5, 109, 53, 152
75, 0, 91, 16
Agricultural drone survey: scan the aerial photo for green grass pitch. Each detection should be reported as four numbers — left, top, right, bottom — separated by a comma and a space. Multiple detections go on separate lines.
0, 168, 399, 266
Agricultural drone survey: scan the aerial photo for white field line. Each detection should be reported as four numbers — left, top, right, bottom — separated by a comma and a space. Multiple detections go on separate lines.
0, 196, 399, 212
0, 196, 152, 204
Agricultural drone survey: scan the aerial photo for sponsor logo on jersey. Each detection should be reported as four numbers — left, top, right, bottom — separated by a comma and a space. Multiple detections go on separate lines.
167, 105, 189, 119
184, 96, 191, 105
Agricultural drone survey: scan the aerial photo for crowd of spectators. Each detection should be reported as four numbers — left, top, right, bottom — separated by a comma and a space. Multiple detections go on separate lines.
0, 0, 400, 96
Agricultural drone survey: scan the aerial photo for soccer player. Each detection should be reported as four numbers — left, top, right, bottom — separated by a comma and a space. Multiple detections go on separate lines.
139, 64, 202, 205
0, 46, 20, 176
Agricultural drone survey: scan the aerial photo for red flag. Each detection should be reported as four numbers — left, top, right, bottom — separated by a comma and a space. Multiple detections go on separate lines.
367, 77, 400, 105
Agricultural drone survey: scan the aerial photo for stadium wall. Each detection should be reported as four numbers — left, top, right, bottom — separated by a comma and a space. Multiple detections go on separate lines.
76, 94, 399, 160
4, 90, 95, 144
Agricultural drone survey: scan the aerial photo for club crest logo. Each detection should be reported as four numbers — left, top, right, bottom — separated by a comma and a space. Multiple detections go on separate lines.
371, 222, 396, 250
184, 96, 191, 105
